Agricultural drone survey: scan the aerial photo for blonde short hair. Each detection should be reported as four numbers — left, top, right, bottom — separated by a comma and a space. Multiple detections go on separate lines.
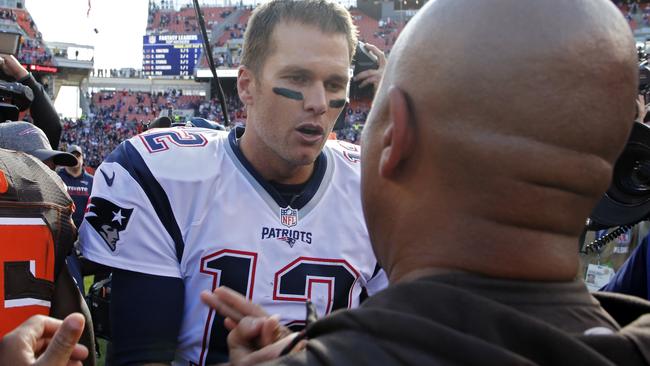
241, 0, 358, 77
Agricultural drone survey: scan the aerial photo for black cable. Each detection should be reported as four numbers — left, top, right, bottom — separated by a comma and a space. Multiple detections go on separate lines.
192, 0, 230, 126
581, 222, 640, 254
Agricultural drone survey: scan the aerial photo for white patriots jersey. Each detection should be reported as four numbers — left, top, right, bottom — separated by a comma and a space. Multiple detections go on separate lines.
79, 127, 387, 365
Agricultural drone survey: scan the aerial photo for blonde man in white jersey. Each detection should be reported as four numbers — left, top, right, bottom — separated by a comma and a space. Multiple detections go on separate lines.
79, 1, 386, 365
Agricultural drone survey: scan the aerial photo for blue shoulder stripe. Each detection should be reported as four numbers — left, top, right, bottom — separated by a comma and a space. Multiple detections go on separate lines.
105, 141, 185, 262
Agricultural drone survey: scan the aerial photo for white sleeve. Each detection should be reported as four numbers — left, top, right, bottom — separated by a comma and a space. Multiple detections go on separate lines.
365, 266, 389, 296
78, 141, 182, 278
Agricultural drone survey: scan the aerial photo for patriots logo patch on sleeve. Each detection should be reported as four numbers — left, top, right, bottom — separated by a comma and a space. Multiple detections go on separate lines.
85, 197, 134, 251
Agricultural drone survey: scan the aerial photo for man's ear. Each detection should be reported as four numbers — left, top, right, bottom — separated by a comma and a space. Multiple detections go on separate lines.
379, 86, 414, 179
237, 67, 256, 106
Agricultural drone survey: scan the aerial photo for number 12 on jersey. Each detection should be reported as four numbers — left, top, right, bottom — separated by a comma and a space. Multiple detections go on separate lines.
198, 249, 360, 365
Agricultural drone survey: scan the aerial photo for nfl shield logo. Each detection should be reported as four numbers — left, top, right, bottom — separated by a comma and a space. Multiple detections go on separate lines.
280, 206, 298, 227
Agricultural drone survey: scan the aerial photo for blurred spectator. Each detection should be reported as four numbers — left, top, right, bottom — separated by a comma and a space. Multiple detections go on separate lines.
57, 144, 93, 228
57, 144, 94, 296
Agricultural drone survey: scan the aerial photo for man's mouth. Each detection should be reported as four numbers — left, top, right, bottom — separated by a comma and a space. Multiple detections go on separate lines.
296, 124, 324, 136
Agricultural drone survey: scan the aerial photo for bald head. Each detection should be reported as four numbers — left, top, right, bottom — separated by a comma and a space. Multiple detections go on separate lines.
362, 0, 638, 282
381, 0, 636, 159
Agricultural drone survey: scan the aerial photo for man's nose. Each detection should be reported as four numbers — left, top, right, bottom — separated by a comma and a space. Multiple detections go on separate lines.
303, 85, 328, 115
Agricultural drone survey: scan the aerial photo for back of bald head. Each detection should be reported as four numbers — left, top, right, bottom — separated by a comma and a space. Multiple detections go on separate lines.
381, 0, 637, 165
375, 0, 636, 223
361, 0, 638, 282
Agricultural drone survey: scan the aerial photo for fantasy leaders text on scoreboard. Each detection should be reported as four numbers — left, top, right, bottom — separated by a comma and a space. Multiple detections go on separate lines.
142, 34, 203, 77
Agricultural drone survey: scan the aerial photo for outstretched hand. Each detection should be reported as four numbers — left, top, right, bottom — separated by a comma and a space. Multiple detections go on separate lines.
0, 313, 89, 366
201, 287, 298, 365
636, 94, 649, 123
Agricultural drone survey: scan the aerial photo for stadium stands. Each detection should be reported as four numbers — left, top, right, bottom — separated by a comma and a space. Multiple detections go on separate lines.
196, 94, 245, 125
147, 5, 236, 35
60, 117, 143, 170
90, 89, 204, 123
147, 5, 248, 68
349, 9, 407, 53
148, 5, 407, 69
614, 0, 650, 30
65, 88, 213, 169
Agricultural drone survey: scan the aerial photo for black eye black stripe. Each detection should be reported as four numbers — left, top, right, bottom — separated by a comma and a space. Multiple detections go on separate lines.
329, 99, 346, 108
273, 87, 347, 109
273, 87, 303, 100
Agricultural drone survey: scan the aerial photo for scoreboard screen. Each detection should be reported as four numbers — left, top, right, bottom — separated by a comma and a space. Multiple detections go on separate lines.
142, 34, 203, 76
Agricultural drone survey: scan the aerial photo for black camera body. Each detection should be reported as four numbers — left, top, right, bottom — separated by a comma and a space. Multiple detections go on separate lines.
0, 80, 34, 122
0, 56, 34, 122
589, 122, 650, 230
0, 80, 33, 109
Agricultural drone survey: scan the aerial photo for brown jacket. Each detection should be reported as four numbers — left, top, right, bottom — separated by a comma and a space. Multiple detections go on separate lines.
268, 274, 650, 366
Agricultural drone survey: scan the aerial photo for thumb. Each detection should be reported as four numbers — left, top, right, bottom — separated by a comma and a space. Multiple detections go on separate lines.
36, 313, 85, 366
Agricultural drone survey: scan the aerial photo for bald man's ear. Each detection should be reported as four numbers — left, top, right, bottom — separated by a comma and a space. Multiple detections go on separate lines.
237, 67, 255, 106
379, 87, 414, 179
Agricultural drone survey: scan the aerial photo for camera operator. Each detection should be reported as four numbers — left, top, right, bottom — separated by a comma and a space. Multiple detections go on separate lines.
0, 54, 61, 149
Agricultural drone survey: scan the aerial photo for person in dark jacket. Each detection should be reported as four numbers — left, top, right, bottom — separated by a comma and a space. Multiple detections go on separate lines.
201, 0, 650, 365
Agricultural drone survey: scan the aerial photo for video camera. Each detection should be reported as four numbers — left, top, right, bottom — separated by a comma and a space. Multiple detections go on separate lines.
0, 31, 33, 122
0, 81, 34, 121
587, 48, 650, 246
588, 49, 650, 246
585, 122, 650, 252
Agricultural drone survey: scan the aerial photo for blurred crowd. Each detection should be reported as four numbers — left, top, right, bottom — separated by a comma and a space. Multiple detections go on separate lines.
59, 118, 143, 169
